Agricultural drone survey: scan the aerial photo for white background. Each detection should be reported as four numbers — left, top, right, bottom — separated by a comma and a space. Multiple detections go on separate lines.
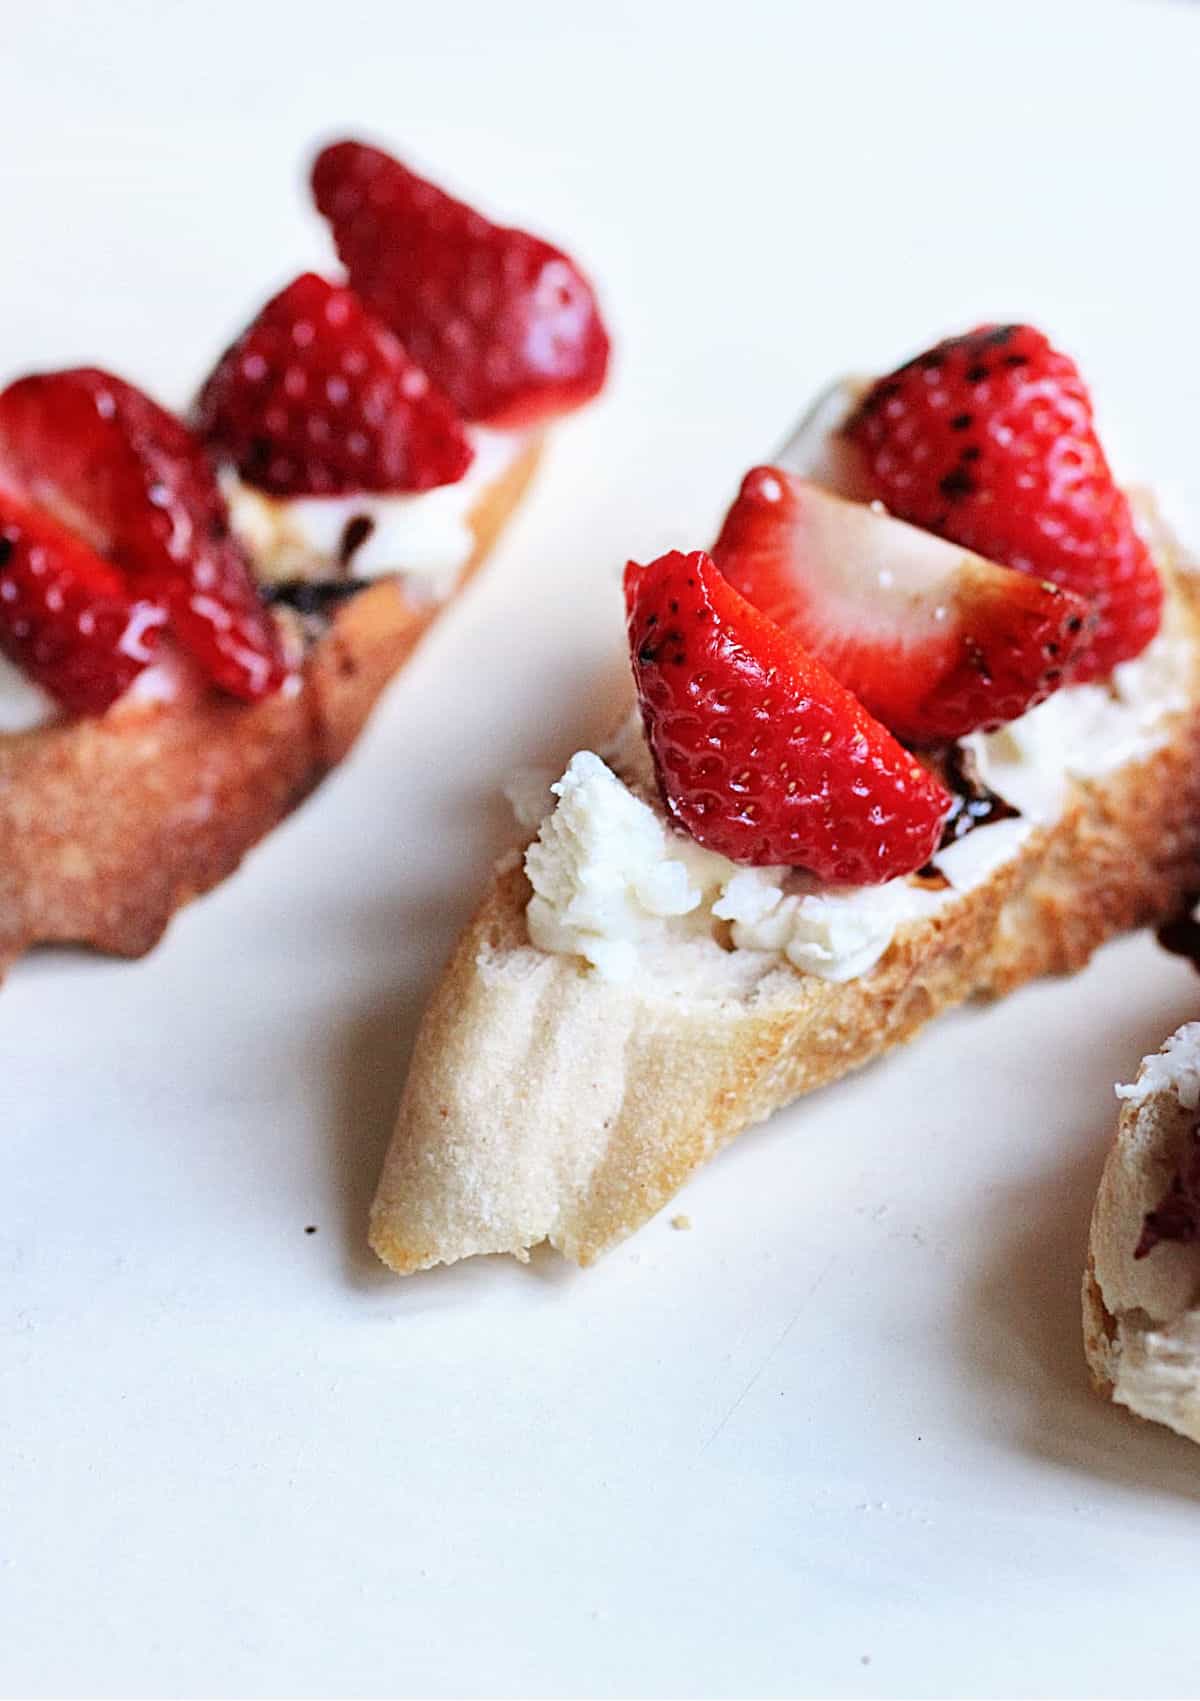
3, 2, 1200, 1696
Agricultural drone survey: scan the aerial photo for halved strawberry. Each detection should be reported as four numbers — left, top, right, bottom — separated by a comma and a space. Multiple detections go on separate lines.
311, 140, 610, 428
625, 550, 952, 881
711, 469, 1092, 744
195, 273, 473, 497
0, 490, 164, 715
844, 324, 1162, 681
0, 368, 286, 701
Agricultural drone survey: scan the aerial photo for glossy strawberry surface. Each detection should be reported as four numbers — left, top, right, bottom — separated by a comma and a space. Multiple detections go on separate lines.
0, 489, 164, 715
712, 468, 1092, 743
196, 273, 473, 497
0, 368, 285, 701
625, 549, 952, 881
844, 324, 1161, 682
312, 140, 610, 428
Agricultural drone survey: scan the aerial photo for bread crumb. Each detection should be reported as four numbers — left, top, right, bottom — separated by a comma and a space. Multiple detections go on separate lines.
670, 1214, 692, 1231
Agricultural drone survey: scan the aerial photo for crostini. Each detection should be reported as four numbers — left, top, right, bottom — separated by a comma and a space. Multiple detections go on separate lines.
369, 325, 1200, 1273
0, 140, 608, 979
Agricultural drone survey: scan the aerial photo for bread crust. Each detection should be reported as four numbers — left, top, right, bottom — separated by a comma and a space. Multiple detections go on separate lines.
1084, 1045, 1200, 1444
371, 563, 1200, 1274
0, 438, 542, 979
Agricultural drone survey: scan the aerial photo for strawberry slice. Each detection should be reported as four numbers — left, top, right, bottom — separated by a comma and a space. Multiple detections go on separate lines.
0, 490, 164, 715
711, 469, 1093, 744
311, 140, 610, 428
625, 550, 952, 881
195, 273, 473, 497
0, 368, 286, 702
844, 324, 1162, 681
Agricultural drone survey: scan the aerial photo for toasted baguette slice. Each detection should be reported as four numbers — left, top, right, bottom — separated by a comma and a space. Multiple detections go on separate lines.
0, 438, 541, 981
370, 547, 1200, 1274
1084, 1025, 1200, 1445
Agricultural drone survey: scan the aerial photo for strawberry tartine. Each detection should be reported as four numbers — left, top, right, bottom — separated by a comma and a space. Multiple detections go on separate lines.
523, 324, 1183, 984
0, 138, 609, 981
367, 323, 1200, 1274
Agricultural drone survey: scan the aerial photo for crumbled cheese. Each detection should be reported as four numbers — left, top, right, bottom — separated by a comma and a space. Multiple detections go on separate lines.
1117, 1023, 1200, 1109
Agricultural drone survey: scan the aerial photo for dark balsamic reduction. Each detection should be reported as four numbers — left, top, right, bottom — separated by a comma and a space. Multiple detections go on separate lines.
263, 579, 368, 618
260, 512, 378, 640
935, 742, 1020, 849
263, 578, 371, 648
915, 742, 1020, 879
1135, 1119, 1200, 1259
1140, 894, 1200, 1256
339, 513, 377, 567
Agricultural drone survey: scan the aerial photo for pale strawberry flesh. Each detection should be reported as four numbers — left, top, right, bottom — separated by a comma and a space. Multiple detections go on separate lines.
844, 325, 1162, 682
712, 468, 1093, 743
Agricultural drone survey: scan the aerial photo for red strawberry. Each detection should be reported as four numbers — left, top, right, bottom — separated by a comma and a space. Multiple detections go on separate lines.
195, 273, 473, 497
0, 368, 286, 701
0, 490, 164, 715
711, 469, 1093, 743
844, 324, 1162, 681
311, 140, 610, 428
625, 550, 952, 882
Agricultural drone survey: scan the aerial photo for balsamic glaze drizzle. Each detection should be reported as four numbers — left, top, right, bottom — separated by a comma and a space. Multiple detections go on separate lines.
914, 742, 1020, 880
263, 579, 369, 618
934, 742, 1020, 850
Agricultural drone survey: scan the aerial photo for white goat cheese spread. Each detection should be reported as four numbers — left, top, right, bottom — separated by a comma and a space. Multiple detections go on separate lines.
225, 427, 523, 599
518, 624, 1189, 984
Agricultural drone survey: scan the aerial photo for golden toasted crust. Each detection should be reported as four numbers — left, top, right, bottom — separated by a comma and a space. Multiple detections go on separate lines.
370, 564, 1200, 1274
1083, 1256, 1118, 1401
0, 439, 542, 979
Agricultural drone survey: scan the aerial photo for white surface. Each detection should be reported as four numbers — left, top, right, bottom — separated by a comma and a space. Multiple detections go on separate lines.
3, 2, 1200, 1696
